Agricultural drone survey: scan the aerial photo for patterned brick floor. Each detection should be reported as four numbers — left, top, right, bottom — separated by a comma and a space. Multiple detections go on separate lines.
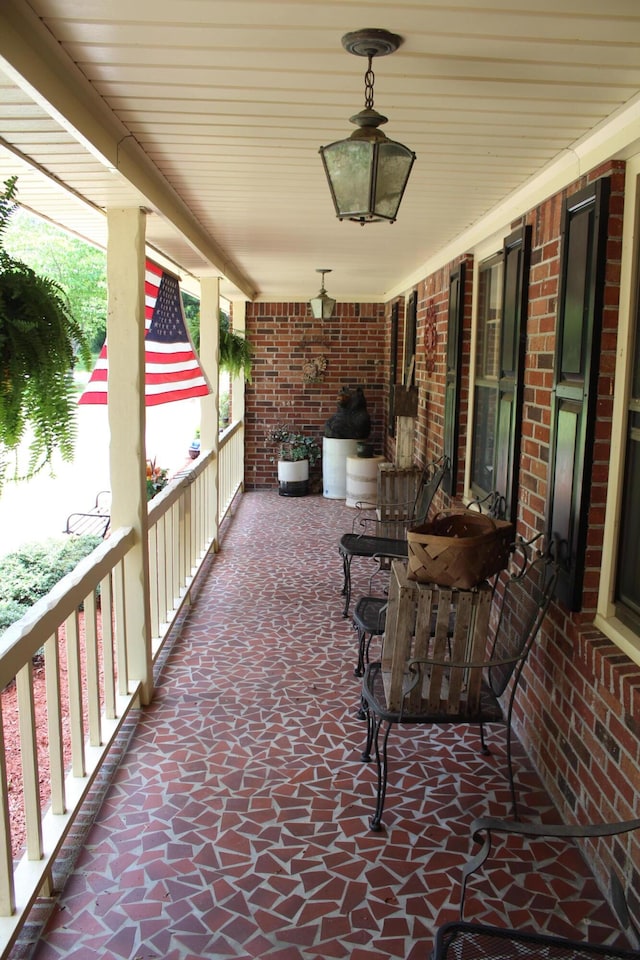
20, 491, 631, 959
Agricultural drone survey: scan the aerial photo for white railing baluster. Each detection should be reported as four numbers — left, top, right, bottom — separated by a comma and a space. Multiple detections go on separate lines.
16, 661, 42, 860
101, 574, 116, 720
0, 699, 14, 917
84, 589, 101, 748
114, 557, 128, 697
65, 612, 85, 778
148, 524, 159, 639
45, 631, 65, 814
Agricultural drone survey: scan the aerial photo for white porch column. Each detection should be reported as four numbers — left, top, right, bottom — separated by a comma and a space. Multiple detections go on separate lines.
106, 207, 153, 704
200, 276, 220, 546
231, 299, 246, 424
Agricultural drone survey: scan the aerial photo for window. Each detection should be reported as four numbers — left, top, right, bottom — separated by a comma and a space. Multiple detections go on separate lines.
470, 228, 531, 520
471, 255, 502, 497
615, 271, 640, 631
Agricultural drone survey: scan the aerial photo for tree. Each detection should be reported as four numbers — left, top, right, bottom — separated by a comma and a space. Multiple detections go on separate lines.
3, 206, 107, 357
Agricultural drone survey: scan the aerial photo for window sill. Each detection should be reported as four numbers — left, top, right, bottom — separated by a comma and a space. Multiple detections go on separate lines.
593, 612, 640, 670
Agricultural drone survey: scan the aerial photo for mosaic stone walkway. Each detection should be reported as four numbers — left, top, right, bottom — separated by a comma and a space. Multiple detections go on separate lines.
22, 490, 630, 959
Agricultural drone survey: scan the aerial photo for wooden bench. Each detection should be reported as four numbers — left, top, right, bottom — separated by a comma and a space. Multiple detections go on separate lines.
64, 490, 111, 538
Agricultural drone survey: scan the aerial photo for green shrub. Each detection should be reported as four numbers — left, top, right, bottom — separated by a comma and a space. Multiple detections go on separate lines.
0, 535, 102, 633
0, 599, 29, 633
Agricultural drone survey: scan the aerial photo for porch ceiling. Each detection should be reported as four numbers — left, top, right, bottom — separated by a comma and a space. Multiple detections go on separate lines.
1, 0, 640, 303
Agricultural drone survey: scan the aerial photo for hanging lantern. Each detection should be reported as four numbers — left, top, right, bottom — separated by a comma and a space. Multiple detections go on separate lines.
309, 268, 336, 319
319, 29, 416, 225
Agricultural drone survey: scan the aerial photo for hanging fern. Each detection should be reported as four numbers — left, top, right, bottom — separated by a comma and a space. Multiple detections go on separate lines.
183, 299, 252, 383
219, 312, 253, 382
0, 176, 90, 490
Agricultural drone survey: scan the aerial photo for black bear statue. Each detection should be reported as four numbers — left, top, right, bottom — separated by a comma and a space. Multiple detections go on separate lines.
324, 387, 371, 440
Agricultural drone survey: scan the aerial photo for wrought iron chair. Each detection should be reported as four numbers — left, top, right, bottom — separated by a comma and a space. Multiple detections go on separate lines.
338, 456, 449, 617
433, 816, 640, 959
359, 537, 558, 831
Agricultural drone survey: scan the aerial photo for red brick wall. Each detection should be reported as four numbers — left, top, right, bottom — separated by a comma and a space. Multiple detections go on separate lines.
244, 301, 386, 489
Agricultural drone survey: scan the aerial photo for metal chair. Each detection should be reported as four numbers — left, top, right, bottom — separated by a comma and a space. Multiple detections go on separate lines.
359, 537, 558, 831
338, 456, 449, 617
433, 816, 640, 960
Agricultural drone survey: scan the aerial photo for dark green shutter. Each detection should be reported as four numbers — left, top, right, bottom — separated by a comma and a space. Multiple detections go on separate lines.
494, 226, 531, 522
548, 178, 610, 611
404, 290, 418, 385
443, 263, 466, 495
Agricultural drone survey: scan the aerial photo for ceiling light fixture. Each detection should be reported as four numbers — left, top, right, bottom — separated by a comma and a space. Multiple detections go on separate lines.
319, 28, 416, 225
309, 268, 336, 319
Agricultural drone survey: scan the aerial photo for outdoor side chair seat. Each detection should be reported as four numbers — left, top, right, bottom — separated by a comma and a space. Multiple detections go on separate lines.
432, 816, 640, 960
339, 535, 407, 617
338, 456, 449, 617
433, 921, 640, 960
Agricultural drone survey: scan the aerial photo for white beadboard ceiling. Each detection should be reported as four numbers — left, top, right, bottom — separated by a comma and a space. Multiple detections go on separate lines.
1, 0, 640, 302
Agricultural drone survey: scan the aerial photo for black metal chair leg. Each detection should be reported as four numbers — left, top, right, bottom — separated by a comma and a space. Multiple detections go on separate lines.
369, 716, 393, 832
506, 724, 519, 819
341, 553, 352, 618
479, 723, 491, 756
361, 700, 374, 758
354, 628, 367, 677
357, 691, 368, 721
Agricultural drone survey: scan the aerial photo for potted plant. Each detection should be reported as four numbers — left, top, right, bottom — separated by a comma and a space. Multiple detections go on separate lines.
146, 458, 169, 500
268, 424, 321, 497
0, 176, 90, 493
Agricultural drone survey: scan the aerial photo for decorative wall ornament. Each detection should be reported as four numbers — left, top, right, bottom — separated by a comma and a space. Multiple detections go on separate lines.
302, 355, 328, 383
424, 300, 437, 374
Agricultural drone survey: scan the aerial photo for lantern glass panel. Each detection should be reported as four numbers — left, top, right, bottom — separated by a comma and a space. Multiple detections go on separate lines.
373, 141, 415, 221
321, 139, 373, 218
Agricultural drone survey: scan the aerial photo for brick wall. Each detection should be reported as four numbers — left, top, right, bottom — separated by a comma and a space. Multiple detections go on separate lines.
244, 301, 387, 489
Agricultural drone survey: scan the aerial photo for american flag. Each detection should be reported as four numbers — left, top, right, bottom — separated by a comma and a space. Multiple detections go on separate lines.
79, 259, 211, 406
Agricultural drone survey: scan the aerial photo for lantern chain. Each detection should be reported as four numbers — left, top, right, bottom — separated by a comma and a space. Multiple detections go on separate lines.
364, 54, 375, 109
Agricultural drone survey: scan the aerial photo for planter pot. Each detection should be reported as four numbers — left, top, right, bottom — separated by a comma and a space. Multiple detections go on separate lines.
322, 437, 359, 499
277, 459, 309, 497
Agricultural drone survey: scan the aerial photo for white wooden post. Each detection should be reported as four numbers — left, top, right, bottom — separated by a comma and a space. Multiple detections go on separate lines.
200, 276, 220, 546
230, 299, 246, 427
106, 207, 153, 704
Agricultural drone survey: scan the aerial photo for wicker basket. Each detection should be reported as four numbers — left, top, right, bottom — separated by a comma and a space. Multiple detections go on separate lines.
406, 511, 514, 588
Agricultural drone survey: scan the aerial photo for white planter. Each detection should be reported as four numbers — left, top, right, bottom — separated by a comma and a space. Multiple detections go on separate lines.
322, 437, 359, 499
345, 455, 386, 507
277, 458, 309, 497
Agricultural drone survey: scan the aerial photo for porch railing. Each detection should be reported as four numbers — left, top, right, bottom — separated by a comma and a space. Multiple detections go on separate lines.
0, 419, 244, 957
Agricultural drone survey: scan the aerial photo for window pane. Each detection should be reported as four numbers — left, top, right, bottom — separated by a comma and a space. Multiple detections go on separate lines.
471, 384, 497, 492
471, 256, 502, 496
476, 259, 503, 379
616, 424, 640, 628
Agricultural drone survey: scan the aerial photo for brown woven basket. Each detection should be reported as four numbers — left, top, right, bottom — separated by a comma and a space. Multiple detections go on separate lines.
406, 511, 514, 588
